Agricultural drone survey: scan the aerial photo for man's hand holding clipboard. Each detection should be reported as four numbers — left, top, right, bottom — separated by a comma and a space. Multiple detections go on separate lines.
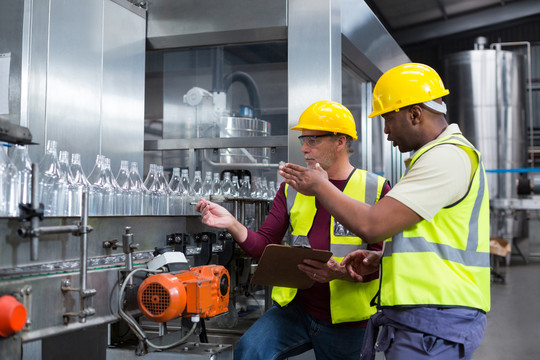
250, 244, 333, 289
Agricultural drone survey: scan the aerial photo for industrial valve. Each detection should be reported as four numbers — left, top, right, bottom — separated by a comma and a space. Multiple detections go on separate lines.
137, 264, 230, 322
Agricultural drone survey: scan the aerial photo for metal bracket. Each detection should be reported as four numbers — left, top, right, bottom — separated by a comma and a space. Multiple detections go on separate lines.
61, 279, 97, 324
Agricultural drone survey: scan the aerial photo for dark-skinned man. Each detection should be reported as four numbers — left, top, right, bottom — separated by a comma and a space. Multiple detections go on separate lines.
279, 63, 490, 360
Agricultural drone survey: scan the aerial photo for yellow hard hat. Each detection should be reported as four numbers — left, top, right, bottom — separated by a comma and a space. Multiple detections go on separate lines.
291, 100, 358, 140
368, 63, 449, 118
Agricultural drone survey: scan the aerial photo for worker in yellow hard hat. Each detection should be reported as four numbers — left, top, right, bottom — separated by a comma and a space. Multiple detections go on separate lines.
280, 63, 490, 360
196, 100, 391, 360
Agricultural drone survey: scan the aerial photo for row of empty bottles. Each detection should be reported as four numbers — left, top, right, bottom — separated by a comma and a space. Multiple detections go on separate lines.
0, 140, 279, 217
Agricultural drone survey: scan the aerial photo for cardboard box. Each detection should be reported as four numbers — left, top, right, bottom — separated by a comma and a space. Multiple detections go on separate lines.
490, 237, 511, 257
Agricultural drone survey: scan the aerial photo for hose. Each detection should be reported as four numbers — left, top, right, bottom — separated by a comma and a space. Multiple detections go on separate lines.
117, 267, 199, 351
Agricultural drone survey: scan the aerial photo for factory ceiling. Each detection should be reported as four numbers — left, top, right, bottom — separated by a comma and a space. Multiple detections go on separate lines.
364, 0, 540, 46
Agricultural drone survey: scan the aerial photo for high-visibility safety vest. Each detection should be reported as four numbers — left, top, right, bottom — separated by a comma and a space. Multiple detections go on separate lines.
379, 134, 491, 312
272, 169, 388, 324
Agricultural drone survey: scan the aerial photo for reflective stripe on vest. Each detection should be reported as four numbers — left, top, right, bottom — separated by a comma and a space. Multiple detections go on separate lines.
273, 169, 387, 323
380, 134, 491, 312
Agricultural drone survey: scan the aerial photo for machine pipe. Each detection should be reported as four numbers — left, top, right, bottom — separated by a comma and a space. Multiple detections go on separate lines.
222, 71, 262, 118
79, 191, 91, 322
31, 163, 40, 261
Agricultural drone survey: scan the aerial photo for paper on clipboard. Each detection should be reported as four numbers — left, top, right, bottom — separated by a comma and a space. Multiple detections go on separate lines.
250, 244, 333, 289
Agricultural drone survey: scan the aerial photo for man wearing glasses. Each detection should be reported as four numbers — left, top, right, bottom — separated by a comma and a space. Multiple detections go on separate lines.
279, 64, 490, 360
196, 100, 390, 360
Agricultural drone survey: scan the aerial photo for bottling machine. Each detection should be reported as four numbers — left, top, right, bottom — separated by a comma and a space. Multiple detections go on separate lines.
0, 0, 409, 359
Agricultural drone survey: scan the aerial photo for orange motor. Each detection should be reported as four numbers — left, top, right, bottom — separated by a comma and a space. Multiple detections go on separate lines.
137, 265, 229, 322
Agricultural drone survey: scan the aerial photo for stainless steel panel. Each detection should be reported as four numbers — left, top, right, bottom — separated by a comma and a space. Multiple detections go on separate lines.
101, 0, 145, 173
0, 217, 188, 269
288, 0, 342, 166
26, 0, 50, 161
0, 0, 24, 125
45, 0, 103, 172
21, 0, 146, 175
8, 270, 119, 342
146, 0, 287, 49
341, 0, 410, 81
444, 50, 526, 200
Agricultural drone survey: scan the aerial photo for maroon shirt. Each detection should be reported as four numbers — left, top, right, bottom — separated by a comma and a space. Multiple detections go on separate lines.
238, 173, 390, 326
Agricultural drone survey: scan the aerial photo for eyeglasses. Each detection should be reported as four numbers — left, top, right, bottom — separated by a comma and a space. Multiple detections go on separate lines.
298, 134, 334, 147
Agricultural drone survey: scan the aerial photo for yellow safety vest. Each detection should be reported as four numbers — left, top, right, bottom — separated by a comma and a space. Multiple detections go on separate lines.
272, 169, 388, 323
379, 134, 491, 312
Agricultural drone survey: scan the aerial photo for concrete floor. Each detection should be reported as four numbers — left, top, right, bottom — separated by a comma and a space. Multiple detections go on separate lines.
287, 254, 540, 360
473, 256, 540, 360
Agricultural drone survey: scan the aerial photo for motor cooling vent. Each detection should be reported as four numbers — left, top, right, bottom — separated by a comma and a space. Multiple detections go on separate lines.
140, 282, 170, 316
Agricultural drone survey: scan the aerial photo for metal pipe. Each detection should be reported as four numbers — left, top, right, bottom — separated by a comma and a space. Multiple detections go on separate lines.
31, 163, 40, 260
79, 190, 89, 322
222, 71, 262, 118
122, 226, 135, 285
32, 225, 81, 236
204, 158, 280, 169
490, 41, 534, 167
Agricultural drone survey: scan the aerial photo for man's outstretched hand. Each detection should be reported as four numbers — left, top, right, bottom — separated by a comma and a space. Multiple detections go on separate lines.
341, 250, 382, 282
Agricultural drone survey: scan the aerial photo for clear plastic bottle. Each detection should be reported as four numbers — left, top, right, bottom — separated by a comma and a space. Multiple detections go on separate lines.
88, 156, 114, 216
221, 171, 234, 197
144, 164, 157, 190
116, 160, 132, 215
70, 153, 90, 187
39, 140, 68, 216
261, 178, 269, 200
155, 165, 170, 215
180, 169, 193, 214
58, 151, 73, 184
201, 171, 213, 199
251, 176, 262, 199
67, 153, 90, 216
190, 170, 203, 215
0, 145, 19, 217
268, 180, 276, 200
102, 158, 125, 215
88, 155, 105, 216
101, 158, 119, 215
180, 169, 192, 194
168, 168, 185, 215
191, 170, 203, 197
10, 145, 32, 208
168, 168, 181, 192
212, 172, 222, 196
128, 162, 147, 215
231, 175, 240, 198
87, 154, 105, 185
146, 167, 163, 216
116, 160, 130, 188
240, 175, 251, 198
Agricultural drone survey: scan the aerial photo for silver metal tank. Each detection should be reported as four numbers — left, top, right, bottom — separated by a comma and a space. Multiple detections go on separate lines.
218, 116, 271, 164
443, 46, 527, 201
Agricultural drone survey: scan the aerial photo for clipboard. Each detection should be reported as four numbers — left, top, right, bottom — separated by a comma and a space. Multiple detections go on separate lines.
250, 244, 333, 289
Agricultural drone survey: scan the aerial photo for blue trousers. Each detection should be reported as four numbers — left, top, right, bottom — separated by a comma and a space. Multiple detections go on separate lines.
234, 302, 366, 360
376, 325, 465, 360
360, 308, 486, 360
